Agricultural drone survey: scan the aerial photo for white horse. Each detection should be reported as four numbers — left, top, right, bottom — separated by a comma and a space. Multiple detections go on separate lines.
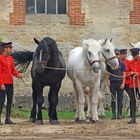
86, 39, 119, 118
67, 39, 119, 123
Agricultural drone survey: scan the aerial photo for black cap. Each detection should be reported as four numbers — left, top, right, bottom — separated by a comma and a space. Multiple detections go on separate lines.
120, 49, 127, 54
130, 48, 140, 56
114, 48, 121, 55
0, 42, 12, 48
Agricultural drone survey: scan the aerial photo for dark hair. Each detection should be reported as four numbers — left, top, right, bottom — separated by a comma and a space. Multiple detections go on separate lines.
0, 47, 4, 54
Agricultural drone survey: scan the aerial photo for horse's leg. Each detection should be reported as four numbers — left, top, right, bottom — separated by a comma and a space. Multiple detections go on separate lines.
73, 83, 79, 122
98, 79, 106, 117
84, 87, 91, 120
30, 80, 37, 123
75, 81, 86, 122
98, 91, 105, 117
91, 83, 100, 123
48, 82, 61, 125
36, 83, 44, 125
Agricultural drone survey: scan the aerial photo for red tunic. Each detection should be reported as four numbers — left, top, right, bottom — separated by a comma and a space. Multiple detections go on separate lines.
124, 59, 131, 85
127, 58, 140, 88
0, 55, 19, 85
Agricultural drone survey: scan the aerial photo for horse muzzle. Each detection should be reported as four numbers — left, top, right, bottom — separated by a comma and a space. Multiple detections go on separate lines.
92, 64, 100, 73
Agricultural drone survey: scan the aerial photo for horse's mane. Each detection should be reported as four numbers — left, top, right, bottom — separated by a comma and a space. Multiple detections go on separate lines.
42, 37, 60, 63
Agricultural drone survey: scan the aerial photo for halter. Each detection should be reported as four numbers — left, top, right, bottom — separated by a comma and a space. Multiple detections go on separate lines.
86, 55, 100, 66
101, 52, 117, 64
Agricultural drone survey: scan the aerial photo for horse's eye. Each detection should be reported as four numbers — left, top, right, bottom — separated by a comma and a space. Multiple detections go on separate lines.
88, 51, 92, 56
105, 49, 110, 53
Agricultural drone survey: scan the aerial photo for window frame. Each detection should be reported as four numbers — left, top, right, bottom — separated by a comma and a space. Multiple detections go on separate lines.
26, 0, 68, 14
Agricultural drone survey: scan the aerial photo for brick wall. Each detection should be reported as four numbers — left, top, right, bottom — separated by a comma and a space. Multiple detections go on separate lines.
68, 0, 85, 25
9, 0, 25, 25
9, 0, 85, 26
130, 0, 140, 24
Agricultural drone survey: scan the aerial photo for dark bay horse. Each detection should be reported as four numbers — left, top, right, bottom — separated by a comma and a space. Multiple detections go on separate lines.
12, 37, 66, 124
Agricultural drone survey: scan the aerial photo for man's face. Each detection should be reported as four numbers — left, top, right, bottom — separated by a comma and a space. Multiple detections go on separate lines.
119, 53, 127, 60
132, 54, 139, 60
4, 45, 12, 54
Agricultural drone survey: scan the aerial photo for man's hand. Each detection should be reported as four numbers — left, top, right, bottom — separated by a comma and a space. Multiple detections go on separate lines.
17, 74, 22, 79
130, 71, 136, 76
120, 83, 125, 89
0, 85, 5, 91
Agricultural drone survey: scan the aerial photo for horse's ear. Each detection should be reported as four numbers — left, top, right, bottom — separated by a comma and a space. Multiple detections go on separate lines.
83, 40, 89, 51
100, 38, 107, 47
129, 42, 135, 48
110, 38, 112, 42
34, 38, 40, 45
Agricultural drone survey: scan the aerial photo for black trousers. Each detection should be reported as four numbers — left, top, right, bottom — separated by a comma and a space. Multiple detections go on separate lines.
129, 88, 139, 120
109, 81, 124, 117
0, 84, 13, 118
124, 84, 130, 97
121, 84, 130, 116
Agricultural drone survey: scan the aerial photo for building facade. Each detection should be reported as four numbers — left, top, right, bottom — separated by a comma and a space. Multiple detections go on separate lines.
0, 0, 140, 109
0, 0, 140, 48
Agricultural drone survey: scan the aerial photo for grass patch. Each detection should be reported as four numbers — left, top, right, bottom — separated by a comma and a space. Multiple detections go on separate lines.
2, 107, 75, 120
2, 107, 129, 120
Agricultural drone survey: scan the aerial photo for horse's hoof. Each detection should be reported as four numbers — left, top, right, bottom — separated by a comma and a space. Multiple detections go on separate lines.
78, 120, 86, 124
86, 117, 90, 120
50, 120, 60, 125
29, 118, 36, 123
99, 116, 105, 119
37, 120, 43, 125
75, 117, 79, 122
91, 120, 99, 124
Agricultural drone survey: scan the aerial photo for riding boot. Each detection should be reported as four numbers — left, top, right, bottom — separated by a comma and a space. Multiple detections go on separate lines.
0, 104, 3, 125
128, 108, 136, 124
117, 105, 123, 119
5, 104, 15, 124
111, 101, 116, 120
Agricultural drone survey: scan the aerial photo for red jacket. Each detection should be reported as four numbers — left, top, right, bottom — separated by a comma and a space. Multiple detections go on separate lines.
127, 58, 140, 88
124, 59, 131, 85
0, 55, 19, 85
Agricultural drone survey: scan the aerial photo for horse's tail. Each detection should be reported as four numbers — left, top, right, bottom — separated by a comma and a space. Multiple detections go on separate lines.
11, 50, 34, 73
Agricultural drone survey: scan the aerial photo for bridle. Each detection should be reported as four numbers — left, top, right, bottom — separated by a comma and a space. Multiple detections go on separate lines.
101, 52, 117, 65
86, 55, 100, 67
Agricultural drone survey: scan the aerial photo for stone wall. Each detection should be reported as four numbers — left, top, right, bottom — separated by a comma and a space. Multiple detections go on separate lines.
0, 0, 140, 111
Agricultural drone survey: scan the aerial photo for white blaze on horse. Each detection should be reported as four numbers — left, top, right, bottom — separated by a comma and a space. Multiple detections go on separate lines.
67, 39, 119, 123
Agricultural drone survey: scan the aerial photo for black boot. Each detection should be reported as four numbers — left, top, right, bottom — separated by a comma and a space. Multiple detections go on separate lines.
0, 115, 3, 125
0, 104, 3, 125
5, 104, 15, 125
112, 113, 116, 120
111, 101, 116, 120
128, 108, 136, 124
128, 118, 136, 124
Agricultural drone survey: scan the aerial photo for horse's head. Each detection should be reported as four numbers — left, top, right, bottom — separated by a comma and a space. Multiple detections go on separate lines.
83, 39, 101, 73
130, 42, 140, 48
128, 42, 140, 60
34, 37, 55, 73
99, 39, 119, 70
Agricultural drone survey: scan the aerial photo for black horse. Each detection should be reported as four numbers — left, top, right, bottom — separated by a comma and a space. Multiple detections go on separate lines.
11, 37, 66, 124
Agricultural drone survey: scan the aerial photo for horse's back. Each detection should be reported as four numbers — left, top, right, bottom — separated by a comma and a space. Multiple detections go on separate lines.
67, 47, 83, 81
68, 47, 83, 67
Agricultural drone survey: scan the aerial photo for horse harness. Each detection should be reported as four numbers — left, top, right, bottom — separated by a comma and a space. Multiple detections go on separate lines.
86, 55, 100, 67
101, 52, 117, 65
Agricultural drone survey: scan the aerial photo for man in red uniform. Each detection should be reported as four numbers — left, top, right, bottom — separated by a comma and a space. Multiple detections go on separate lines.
128, 48, 140, 124
0, 41, 22, 125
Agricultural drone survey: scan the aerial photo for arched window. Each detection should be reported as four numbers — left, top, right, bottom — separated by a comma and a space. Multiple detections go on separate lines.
26, 0, 67, 14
